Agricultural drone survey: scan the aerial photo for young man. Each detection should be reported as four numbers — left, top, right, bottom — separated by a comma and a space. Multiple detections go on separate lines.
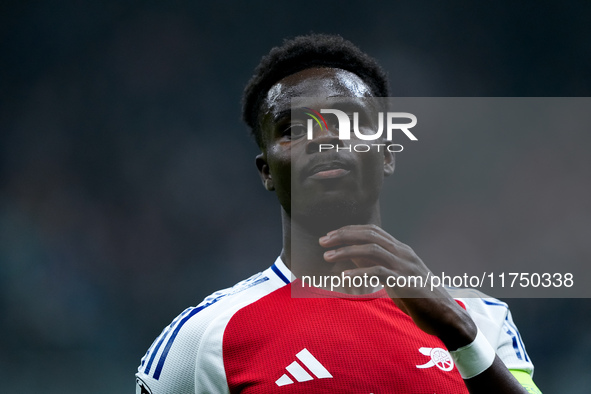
136, 34, 541, 393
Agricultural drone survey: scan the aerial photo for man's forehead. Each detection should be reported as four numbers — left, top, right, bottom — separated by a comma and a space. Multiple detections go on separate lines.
263, 68, 373, 113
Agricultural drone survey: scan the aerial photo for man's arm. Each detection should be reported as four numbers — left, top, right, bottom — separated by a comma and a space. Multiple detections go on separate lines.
319, 224, 539, 393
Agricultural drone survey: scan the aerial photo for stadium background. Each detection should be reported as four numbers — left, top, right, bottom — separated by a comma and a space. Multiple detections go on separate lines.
1, 1, 590, 392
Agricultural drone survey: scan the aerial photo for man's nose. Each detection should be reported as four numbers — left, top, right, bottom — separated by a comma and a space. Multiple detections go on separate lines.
305, 124, 342, 154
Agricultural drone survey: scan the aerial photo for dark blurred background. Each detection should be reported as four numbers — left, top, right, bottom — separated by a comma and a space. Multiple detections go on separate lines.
1, 1, 590, 392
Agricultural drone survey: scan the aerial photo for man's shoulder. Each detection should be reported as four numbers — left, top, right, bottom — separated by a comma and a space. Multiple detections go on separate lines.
447, 288, 510, 321
449, 289, 534, 374
157, 260, 290, 343
192, 259, 291, 322
136, 259, 291, 391
196, 269, 276, 315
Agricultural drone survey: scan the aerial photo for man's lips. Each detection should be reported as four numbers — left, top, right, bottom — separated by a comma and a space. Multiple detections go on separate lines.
308, 168, 350, 179
305, 161, 352, 180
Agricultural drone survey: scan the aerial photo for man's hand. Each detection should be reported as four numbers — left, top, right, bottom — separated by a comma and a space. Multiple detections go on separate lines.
319, 224, 532, 393
319, 224, 476, 350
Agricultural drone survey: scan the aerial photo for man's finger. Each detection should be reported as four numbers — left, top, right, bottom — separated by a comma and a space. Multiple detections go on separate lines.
323, 243, 396, 267
319, 224, 396, 251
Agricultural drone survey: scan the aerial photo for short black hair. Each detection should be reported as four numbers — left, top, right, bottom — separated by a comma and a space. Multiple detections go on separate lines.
242, 34, 390, 146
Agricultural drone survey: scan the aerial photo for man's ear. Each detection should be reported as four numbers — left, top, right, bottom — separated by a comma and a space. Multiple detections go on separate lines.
255, 153, 274, 191
383, 148, 395, 176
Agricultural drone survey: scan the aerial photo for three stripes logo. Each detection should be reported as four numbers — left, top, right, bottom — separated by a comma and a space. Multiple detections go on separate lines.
275, 348, 333, 387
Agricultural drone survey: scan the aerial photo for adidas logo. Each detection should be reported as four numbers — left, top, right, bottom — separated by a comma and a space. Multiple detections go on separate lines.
275, 348, 333, 387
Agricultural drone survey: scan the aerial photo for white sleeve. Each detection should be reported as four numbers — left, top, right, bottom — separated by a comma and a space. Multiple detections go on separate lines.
135, 302, 228, 394
458, 296, 535, 376
135, 281, 242, 394
136, 264, 288, 394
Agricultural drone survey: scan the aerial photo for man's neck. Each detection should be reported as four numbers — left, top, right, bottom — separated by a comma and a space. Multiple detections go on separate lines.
280, 207, 381, 279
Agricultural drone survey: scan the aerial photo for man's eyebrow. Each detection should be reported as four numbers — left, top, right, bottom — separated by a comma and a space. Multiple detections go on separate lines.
273, 108, 305, 123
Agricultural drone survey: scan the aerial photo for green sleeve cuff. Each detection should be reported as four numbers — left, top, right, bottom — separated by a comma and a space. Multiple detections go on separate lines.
509, 369, 542, 394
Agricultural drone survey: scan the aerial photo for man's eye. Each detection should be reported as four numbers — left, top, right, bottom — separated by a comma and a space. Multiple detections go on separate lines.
352, 113, 375, 135
283, 124, 307, 139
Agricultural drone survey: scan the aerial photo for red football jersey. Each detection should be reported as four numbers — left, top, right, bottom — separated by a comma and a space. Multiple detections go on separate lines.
223, 281, 468, 393
136, 258, 534, 394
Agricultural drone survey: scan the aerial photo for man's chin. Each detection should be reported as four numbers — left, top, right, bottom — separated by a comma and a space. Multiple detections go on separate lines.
291, 199, 373, 233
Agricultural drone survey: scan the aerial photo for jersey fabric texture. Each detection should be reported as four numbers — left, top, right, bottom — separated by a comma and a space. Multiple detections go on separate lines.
136, 257, 534, 393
